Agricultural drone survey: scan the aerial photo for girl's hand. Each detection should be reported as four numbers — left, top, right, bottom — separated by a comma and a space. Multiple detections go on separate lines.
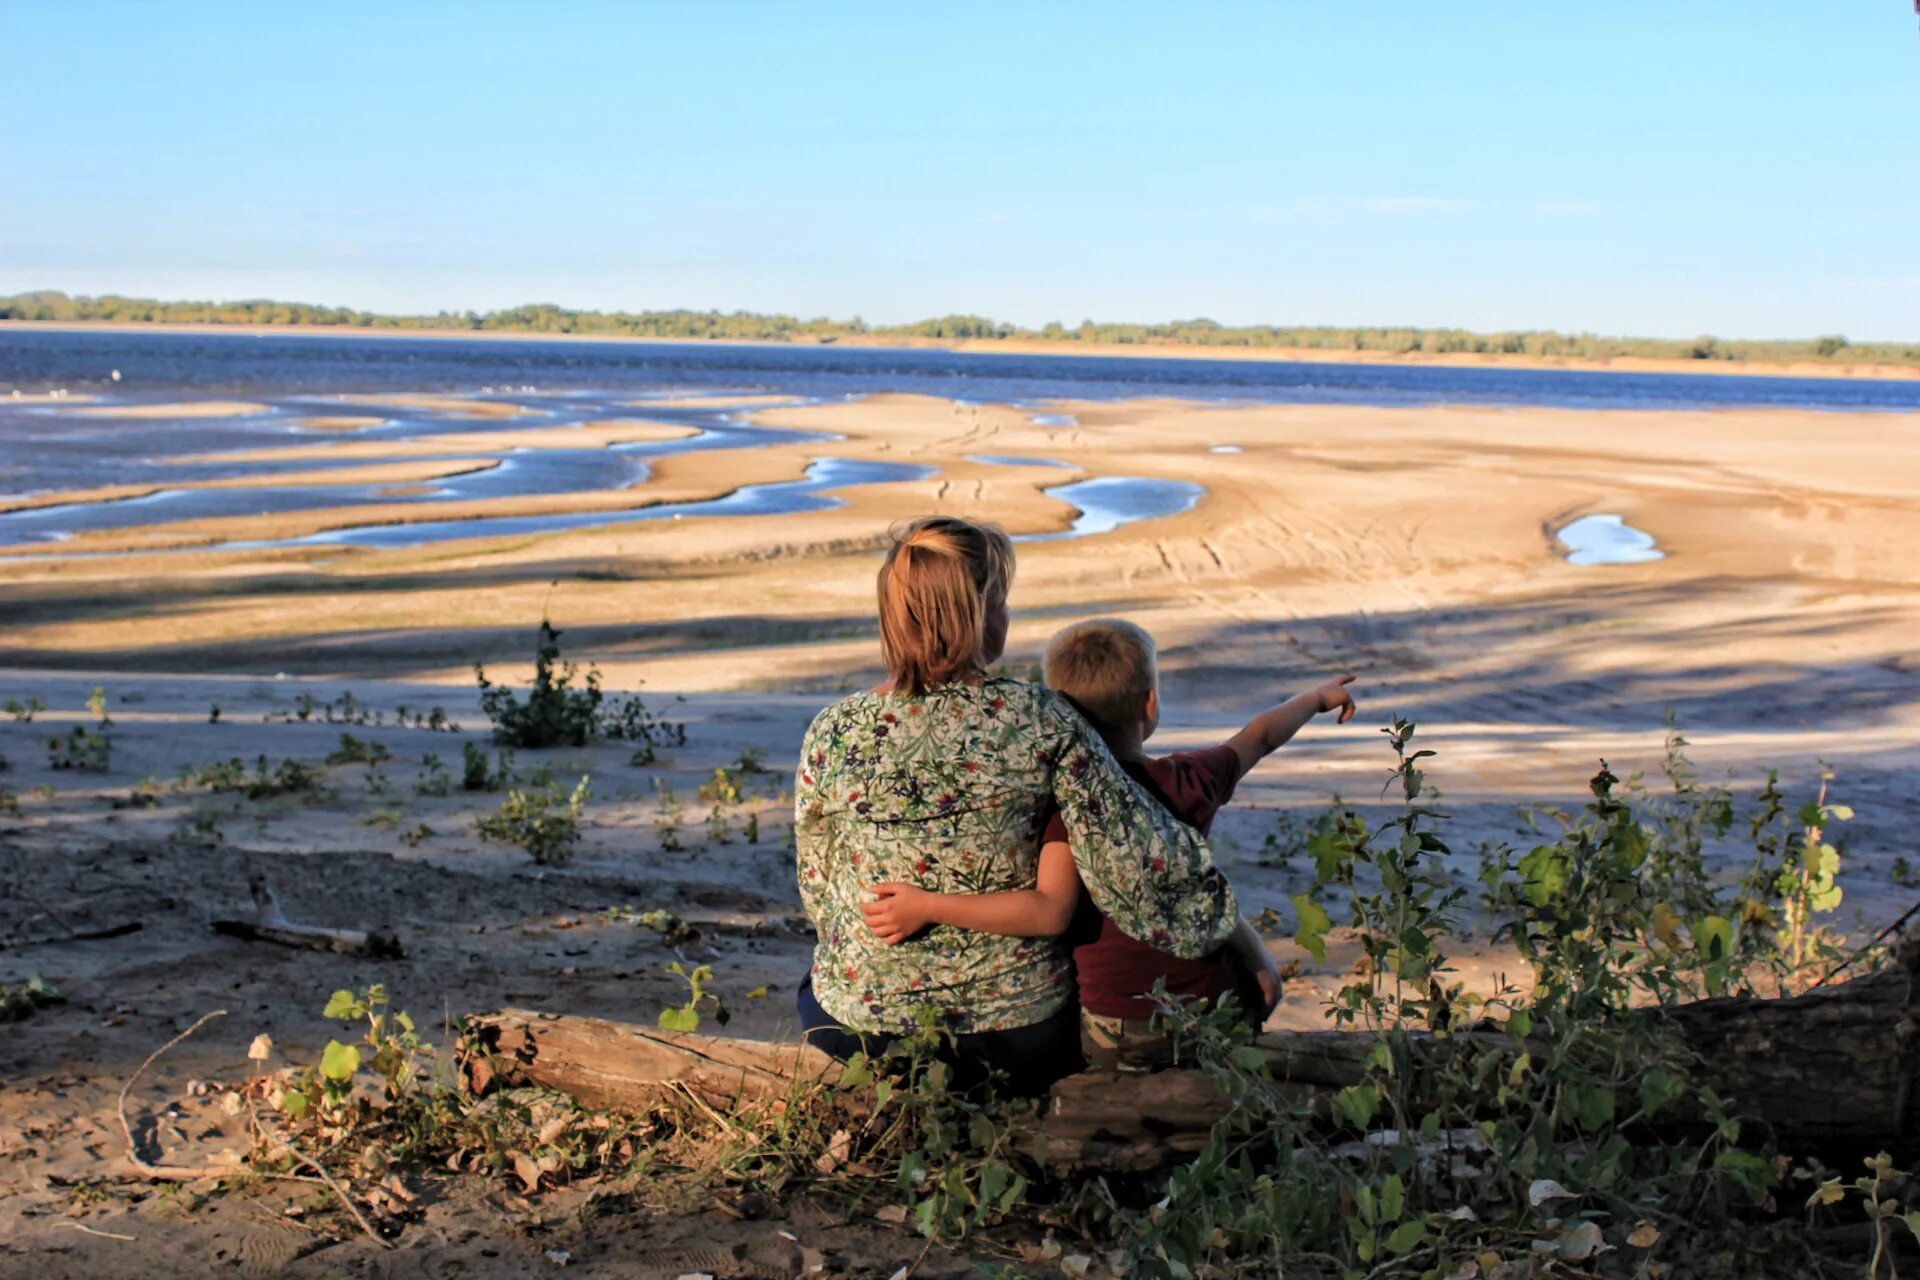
861, 883, 936, 945
1315, 674, 1358, 723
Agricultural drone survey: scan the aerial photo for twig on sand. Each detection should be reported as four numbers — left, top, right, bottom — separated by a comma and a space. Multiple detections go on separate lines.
117, 1009, 231, 1180
900, 1231, 938, 1280
51, 1221, 138, 1242
116, 1008, 391, 1251
255, 1118, 390, 1252
0, 921, 143, 951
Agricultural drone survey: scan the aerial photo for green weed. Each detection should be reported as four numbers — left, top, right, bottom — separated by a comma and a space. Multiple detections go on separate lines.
657, 961, 729, 1032
476, 775, 590, 864
327, 733, 392, 766
475, 619, 682, 753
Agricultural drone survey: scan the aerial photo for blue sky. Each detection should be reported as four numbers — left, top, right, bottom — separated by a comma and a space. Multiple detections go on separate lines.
2, 2, 1915, 339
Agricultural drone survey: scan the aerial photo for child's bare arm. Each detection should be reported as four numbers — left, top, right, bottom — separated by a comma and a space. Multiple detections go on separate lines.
1223, 675, 1358, 781
1225, 916, 1284, 1019
862, 839, 1080, 945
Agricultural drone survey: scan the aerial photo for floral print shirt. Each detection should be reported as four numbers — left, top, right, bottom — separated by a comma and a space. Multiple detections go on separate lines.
796, 678, 1238, 1034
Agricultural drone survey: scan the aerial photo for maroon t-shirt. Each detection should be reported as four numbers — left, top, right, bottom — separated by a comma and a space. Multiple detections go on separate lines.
1043, 744, 1242, 1019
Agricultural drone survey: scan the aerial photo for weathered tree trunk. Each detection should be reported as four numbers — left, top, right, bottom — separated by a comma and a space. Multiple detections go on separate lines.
460, 957, 1919, 1171
1657, 962, 1919, 1152
460, 1011, 841, 1115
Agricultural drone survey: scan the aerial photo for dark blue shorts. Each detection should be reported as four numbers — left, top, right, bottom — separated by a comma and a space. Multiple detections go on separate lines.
796, 974, 1083, 1098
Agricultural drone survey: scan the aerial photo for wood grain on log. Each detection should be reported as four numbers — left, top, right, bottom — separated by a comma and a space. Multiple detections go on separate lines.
460, 1008, 839, 1113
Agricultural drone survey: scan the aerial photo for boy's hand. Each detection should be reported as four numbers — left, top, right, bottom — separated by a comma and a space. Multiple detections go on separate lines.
861, 883, 935, 945
1254, 958, 1285, 1020
1315, 674, 1358, 723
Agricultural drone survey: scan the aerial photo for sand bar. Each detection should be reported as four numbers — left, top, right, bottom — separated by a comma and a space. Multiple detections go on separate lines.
64, 399, 271, 419
291, 414, 387, 431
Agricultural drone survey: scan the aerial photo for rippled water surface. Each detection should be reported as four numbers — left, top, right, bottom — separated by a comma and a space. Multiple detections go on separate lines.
9, 328, 1919, 411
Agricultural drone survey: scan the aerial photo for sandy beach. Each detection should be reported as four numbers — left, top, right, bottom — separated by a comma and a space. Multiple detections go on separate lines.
3, 389, 1918, 1274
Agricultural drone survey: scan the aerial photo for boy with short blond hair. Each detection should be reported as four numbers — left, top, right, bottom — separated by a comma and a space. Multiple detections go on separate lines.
863, 617, 1357, 1070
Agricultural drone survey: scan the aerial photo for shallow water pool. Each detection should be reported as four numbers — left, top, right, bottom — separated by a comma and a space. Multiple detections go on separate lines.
1018, 476, 1206, 542
1556, 514, 1664, 565
253, 456, 939, 550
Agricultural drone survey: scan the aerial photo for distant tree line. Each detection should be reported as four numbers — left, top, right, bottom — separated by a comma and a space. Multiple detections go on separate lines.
2, 291, 1912, 368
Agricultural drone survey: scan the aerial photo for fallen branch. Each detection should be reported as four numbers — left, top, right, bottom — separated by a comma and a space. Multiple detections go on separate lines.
50, 1222, 137, 1242
210, 875, 401, 959
117, 1009, 233, 1180
0, 921, 143, 951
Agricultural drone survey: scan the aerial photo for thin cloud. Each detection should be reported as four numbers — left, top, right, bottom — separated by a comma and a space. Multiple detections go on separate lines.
1364, 196, 1475, 214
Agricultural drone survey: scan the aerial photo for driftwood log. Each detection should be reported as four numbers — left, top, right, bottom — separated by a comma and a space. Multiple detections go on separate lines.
210, 874, 402, 959
461, 953, 1919, 1171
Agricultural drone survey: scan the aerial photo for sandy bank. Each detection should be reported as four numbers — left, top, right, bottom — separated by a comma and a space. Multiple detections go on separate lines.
331, 393, 536, 419
290, 414, 387, 431
630, 394, 811, 410
0, 395, 1914, 852
66, 399, 271, 419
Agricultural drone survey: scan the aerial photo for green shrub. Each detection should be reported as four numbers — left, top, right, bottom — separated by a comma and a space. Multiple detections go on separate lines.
327, 733, 392, 766
476, 619, 682, 753
1, 977, 61, 1022
461, 742, 511, 792
476, 775, 590, 864
47, 722, 111, 772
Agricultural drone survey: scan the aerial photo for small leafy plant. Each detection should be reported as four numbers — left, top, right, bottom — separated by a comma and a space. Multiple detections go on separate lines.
461, 741, 512, 792
327, 733, 392, 766
657, 961, 729, 1032
414, 752, 452, 796
475, 775, 590, 864
48, 721, 111, 771
476, 618, 682, 753
0, 977, 61, 1022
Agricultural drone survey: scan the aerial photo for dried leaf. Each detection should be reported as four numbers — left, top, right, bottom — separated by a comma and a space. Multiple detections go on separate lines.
1061, 1255, 1092, 1280
1628, 1221, 1661, 1248
872, 1204, 907, 1224
1557, 1221, 1607, 1261
1528, 1177, 1576, 1206
513, 1151, 544, 1194
814, 1128, 851, 1175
